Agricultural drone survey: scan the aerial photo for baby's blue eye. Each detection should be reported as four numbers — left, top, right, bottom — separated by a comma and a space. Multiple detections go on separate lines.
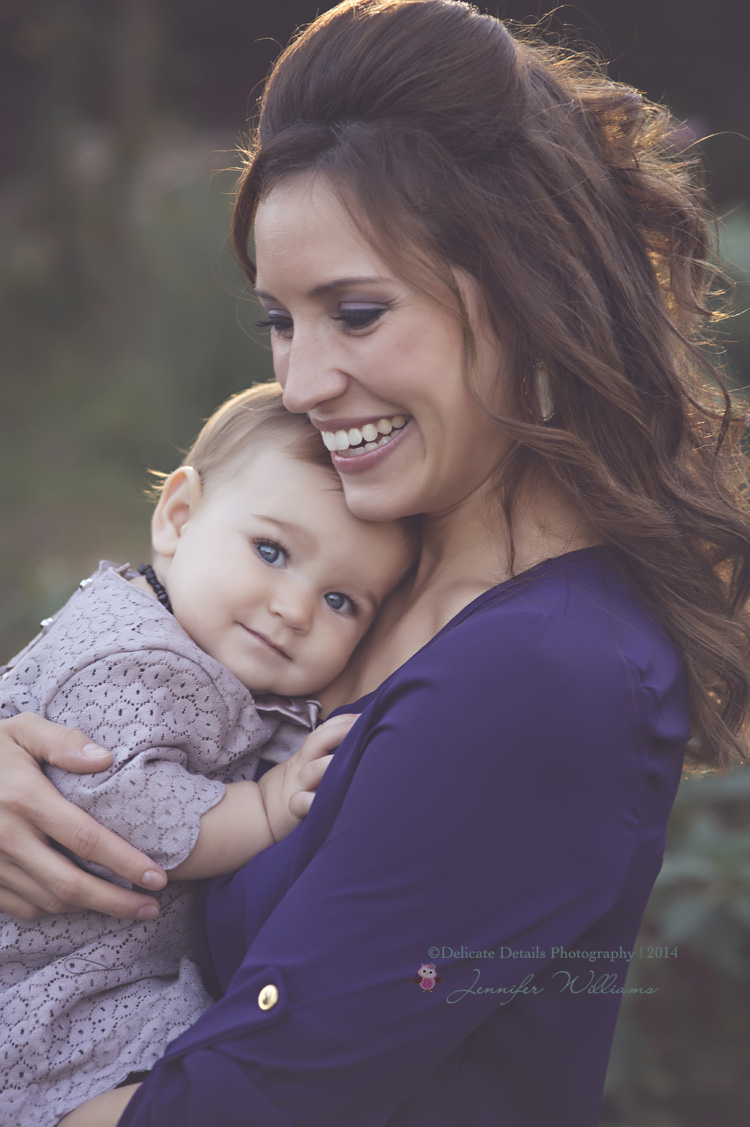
256, 541, 287, 567
324, 591, 356, 615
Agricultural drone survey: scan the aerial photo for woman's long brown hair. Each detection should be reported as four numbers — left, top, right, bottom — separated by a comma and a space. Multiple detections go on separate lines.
231, 0, 750, 772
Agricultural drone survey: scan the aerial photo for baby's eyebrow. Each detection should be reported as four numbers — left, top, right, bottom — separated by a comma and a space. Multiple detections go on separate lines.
254, 515, 317, 552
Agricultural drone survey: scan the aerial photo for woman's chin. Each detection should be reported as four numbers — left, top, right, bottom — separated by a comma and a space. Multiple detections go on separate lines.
340, 483, 419, 524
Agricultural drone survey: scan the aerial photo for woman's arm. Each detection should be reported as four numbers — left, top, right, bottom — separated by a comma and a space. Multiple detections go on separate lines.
0, 713, 166, 920
117, 607, 685, 1126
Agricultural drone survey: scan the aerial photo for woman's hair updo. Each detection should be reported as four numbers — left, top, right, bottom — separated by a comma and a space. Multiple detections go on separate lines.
232, 0, 750, 772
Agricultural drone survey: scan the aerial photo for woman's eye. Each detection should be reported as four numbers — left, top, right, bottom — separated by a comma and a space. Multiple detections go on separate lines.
255, 541, 288, 567
332, 305, 387, 331
324, 591, 357, 615
256, 312, 293, 338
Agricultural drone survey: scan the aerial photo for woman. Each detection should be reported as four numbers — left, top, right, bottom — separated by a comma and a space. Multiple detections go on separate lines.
2, 1, 750, 1123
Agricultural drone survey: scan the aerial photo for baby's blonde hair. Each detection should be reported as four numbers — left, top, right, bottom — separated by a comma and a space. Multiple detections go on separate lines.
155, 382, 335, 494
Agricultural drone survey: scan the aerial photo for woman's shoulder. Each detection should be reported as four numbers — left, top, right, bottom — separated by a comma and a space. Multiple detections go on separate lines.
373, 547, 686, 716
448, 546, 673, 654
335, 546, 689, 811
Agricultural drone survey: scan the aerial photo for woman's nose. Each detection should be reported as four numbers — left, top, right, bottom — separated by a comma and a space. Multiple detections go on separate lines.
277, 333, 349, 416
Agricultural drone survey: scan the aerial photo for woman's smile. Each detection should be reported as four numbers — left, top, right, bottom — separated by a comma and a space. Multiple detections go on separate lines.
321, 415, 411, 474
319, 413, 409, 454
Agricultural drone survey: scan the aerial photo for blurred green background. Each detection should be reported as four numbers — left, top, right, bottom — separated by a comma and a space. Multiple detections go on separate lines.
1, 2, 749, 1123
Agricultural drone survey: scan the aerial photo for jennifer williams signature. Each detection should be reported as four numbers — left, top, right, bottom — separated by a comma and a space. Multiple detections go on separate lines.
446, 968, 658, 1005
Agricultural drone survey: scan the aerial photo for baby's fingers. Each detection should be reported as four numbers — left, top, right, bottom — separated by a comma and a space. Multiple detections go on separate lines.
289, 790, 315, 820
288, 755, 334, 821
299, 713, 360, 762
299, 753, 334, 792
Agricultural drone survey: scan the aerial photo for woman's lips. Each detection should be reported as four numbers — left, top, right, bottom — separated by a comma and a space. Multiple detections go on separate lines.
329, 418, 411, 474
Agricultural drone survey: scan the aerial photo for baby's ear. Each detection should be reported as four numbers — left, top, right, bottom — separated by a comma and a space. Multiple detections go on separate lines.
151, 467, 202, 557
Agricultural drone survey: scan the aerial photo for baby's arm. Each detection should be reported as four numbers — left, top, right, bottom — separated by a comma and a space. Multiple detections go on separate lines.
168, 714, 356, 881
40, 646, 355, 882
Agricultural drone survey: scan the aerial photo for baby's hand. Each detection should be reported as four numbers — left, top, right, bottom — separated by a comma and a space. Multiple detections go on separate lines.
259, 714, 359, 843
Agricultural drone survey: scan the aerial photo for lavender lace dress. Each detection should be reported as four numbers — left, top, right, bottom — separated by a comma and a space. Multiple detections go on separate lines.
0, 563, 316, 1126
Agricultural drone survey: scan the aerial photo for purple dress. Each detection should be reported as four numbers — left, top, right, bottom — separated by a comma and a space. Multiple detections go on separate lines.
0, 563, 316, 1126
119, 548, 689, 1127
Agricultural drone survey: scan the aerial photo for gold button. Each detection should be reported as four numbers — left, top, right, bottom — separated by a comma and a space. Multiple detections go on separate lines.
258, 984, 279, 1011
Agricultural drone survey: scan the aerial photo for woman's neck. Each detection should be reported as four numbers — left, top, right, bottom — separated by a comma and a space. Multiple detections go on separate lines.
411, 472, 590, 598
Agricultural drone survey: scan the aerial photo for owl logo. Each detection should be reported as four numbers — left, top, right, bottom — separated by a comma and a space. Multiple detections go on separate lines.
413, 963, 441, 992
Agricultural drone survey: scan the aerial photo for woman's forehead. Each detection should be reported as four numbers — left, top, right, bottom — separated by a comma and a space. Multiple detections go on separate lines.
254, 175, 392, 291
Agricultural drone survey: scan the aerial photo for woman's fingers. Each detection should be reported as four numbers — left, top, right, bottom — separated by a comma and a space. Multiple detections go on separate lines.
0, 715, 167, 918
18, 827, 165, 918
0, 876, 55, 921
0, 804, 165, 918
0, 783, 166, 915
25, 783, 166, 890
2, 711, 113, 771
0, 854, 71, 917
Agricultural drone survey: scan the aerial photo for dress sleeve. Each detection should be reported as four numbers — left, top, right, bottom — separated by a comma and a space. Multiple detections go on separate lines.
117, 609, 663, 1125
44, 650, 235, 870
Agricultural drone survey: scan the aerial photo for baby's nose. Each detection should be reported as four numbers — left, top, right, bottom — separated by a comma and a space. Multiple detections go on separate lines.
270, 585, 314, 630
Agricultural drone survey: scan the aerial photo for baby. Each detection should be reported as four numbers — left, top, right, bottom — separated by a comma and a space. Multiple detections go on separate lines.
0, 383, 414, 1127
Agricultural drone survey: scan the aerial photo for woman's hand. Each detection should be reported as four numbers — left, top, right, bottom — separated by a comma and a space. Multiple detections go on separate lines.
0, 713, 166, 920
259, 713, 359, 842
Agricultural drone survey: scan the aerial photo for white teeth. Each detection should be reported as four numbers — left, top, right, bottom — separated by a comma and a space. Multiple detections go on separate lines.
320, 415, 409, 453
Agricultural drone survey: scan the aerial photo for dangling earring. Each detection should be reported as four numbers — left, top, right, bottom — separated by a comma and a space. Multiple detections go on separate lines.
533, 361, 555, 422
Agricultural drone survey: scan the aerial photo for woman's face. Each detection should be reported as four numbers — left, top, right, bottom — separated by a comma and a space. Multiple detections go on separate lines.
253, 174, 510, 523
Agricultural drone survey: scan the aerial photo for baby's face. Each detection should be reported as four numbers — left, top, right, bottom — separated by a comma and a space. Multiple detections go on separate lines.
162, 446, 414, 696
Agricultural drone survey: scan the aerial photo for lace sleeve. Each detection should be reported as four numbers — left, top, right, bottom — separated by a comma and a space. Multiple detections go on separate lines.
44, 649, 254, 870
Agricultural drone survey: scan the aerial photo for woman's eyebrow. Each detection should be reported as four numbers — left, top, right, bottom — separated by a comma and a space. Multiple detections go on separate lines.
254, 276, 390, 302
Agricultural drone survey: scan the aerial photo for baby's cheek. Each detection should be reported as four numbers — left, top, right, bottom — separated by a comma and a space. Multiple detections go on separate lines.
322, 624, 360, 677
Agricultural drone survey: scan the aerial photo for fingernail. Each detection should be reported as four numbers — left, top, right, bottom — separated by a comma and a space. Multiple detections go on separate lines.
81, 743, 110, 759
140, 869, 166, 889
136, 904, 159, 920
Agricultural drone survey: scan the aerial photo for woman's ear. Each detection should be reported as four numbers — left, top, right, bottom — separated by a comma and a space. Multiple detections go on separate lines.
151, 467, 203, 557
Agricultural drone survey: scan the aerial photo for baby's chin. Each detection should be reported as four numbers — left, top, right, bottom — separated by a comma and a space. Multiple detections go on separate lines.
235, 668, 341, 701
